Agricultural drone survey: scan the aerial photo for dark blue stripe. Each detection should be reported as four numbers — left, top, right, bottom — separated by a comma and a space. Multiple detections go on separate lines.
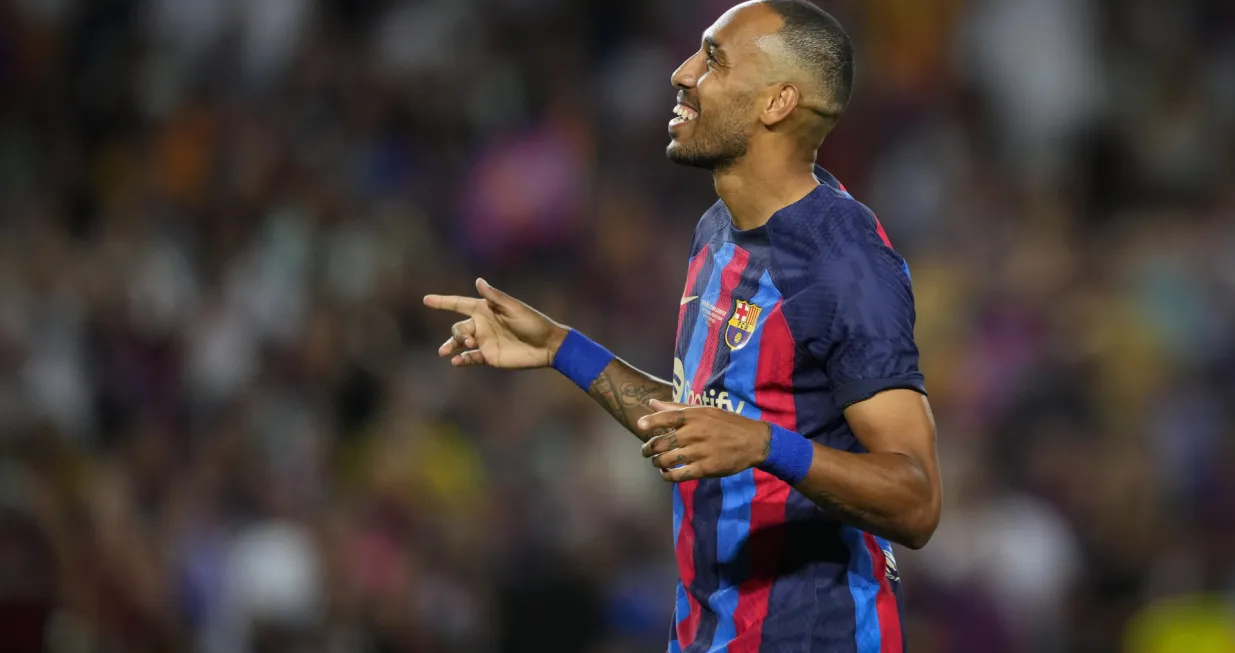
674, 247, 717, 363
686, 477, 723, 652
773, 498, 858, 652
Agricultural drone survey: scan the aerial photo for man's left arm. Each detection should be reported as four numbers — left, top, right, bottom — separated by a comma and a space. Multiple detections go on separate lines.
637, 389, 940, 549
789, 389, 940, 549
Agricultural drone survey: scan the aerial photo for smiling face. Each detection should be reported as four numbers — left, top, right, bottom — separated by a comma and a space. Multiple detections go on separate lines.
665, 2, 784, 171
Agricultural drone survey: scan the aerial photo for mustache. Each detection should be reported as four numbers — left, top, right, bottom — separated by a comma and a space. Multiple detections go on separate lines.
676, 93, 700, 112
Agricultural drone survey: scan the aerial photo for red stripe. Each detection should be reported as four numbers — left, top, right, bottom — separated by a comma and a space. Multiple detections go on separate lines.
729, 303, 797, 652
873, 217, 893, 248
836, 174, 893, 249
863, 533, 903, 653
677, 252, 710, 337
750, 304, 797, 431
678, 247, 748, 648
675, 480, 702, 647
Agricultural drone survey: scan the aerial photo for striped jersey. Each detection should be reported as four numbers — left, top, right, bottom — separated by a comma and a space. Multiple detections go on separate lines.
668, 167, 926, 653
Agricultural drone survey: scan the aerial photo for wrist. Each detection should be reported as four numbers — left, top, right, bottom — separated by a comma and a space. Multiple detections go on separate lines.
551, 329, 615, 391
545, 325, 569, 365
757, 424, 814, 485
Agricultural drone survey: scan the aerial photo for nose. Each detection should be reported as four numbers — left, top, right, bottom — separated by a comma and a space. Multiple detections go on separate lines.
671, 52, 702, 90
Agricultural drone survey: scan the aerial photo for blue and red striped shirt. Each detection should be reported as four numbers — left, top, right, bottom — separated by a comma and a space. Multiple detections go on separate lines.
667, 167, 925, 653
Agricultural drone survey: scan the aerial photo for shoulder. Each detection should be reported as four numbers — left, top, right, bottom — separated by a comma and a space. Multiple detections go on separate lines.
776, 185, 887, 259
688, 200, 730, 257
768, 185, 909, 294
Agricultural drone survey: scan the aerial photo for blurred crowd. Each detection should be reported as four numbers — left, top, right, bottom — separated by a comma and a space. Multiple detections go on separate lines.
1, 0, 1234, 652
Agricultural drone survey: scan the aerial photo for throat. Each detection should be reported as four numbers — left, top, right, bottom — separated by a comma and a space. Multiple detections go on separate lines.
715, 168, 822, 231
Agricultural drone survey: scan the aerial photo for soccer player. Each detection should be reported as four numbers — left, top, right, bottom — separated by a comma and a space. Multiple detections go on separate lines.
423, 0, 941, 651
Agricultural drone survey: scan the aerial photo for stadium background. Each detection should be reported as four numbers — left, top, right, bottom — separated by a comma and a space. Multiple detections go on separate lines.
1, 0, 1234, 651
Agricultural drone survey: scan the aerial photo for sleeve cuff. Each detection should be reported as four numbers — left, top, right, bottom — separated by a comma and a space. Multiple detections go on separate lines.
833, 372, 927, 410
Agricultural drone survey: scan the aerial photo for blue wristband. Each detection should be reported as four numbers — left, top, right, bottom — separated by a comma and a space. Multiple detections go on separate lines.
551, 329, 616, 391
758, 424, 814, 485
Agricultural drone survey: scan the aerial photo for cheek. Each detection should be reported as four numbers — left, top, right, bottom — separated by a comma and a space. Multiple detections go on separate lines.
704, 105, 741, 135
697, 88, 742, 126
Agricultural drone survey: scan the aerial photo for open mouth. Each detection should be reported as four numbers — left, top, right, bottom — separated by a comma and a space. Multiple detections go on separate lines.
669, 103, 699, 127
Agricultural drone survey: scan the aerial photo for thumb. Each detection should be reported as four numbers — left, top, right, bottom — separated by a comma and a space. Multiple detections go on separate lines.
649, 399, 689, 412
476, 278, 514, 310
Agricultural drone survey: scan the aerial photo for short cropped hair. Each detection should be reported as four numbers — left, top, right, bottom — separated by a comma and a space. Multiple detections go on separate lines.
762, 0, 854, 118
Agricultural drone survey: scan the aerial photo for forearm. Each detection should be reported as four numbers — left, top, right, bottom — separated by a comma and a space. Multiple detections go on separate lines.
549, 329, 673, 441
793, 443, 938, 549
586, 358, 674, 441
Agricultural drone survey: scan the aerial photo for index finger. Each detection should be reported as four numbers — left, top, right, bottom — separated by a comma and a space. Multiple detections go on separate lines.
423, 294, 481, 316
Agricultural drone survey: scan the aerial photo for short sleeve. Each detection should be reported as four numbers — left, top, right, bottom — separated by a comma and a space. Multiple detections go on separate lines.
795, 242, 926, 410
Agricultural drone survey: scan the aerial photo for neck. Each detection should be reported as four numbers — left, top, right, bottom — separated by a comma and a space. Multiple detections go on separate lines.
712, 153, 821, 231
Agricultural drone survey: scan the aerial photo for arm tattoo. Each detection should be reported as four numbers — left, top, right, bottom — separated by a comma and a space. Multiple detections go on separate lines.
799, 487, 875, 529
585, 360, 673, 441
620, 382, 662, 409
588, 372, 628, 428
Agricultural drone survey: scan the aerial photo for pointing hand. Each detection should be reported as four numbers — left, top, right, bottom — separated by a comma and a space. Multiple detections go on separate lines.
424, 278, 569, 370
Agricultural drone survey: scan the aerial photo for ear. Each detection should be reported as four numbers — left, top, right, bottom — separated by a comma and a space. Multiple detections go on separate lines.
759, 84, 800, 127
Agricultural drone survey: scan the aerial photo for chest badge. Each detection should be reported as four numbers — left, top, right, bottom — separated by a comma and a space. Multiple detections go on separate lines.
724, 300, 762, 350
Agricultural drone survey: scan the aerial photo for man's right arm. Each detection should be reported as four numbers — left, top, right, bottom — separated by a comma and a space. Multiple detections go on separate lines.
424, 278, 672, 441
585, 359, 673, 442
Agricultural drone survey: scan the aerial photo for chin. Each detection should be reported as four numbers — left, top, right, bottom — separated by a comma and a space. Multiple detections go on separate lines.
665, 141, 716, 170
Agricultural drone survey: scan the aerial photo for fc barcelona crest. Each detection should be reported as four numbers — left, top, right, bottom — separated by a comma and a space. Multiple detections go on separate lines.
724, 300, 762, 350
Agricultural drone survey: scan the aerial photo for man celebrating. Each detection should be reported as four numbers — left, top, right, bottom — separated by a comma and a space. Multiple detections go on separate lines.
425, 1, 941, 651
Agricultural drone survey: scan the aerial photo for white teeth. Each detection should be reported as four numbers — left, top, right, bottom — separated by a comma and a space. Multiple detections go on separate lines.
671, 104, 697, 122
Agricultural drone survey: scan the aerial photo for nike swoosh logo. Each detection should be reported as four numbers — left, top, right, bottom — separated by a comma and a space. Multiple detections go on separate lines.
680, 295, 699, 306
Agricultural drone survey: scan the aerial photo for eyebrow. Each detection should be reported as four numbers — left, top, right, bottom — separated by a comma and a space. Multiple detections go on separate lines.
703, 35, 727, 63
